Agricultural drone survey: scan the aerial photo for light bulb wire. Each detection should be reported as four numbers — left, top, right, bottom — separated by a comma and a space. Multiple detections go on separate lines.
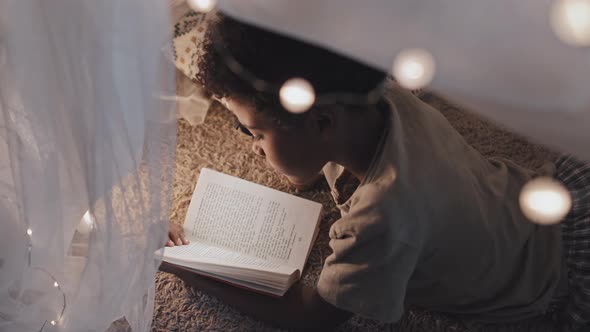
19, 228, 67, 331
34, 267, 67, 331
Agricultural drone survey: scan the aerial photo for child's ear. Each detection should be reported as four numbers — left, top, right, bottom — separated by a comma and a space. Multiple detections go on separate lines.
313, 107, 336, 135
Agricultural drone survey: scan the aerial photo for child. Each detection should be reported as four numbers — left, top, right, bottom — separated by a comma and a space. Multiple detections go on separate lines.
163, 13, 590, 332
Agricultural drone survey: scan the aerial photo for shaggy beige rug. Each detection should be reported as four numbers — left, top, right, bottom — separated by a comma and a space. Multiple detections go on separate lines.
152, 93, 561, 332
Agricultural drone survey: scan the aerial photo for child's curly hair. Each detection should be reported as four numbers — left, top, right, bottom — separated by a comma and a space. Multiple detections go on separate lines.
196, 13, 387, 123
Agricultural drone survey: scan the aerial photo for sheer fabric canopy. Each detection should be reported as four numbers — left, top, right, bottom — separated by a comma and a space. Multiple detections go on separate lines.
1, 0, 589, 331
218, 0, 590, 159
0, 0, 176, 331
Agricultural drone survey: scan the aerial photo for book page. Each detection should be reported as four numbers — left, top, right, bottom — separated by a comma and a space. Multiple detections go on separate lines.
163, 241, 295, 275
184, 168, 322, 271
190, 268, 299, 297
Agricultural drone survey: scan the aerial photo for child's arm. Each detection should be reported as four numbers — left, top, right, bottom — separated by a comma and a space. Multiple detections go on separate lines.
159, 261, 352, 331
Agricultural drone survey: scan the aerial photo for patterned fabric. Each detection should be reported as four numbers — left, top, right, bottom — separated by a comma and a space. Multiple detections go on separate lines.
161, 10, 211, 126
554, 155, 590, 332
171, 11, 208, 80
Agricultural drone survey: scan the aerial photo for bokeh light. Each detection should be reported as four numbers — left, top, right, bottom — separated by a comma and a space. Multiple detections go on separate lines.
393, 49, 436, 90
550, 0, 590, 46
279, 78, 316, 113
519, 177, 572, 224
187, 0, 216, 13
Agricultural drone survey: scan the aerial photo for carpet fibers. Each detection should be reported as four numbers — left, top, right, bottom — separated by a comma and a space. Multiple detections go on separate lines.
152, 93, 561, 332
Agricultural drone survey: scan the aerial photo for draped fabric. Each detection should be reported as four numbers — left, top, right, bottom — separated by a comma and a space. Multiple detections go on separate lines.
1, 0, 589, 331
217, 0, 590, 159
0, 1, 176, 331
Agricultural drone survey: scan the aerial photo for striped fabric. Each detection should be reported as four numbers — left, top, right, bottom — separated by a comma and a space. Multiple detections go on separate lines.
553, 155, 590, 332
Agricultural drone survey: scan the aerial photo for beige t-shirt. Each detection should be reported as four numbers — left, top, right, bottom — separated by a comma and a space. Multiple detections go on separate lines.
317, 84, 563, 324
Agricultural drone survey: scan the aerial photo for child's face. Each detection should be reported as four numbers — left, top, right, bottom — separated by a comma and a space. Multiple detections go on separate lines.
226, 98, 327, 183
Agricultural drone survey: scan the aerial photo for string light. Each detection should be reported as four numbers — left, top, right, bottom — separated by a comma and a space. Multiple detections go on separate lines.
83, 211, 94, 226
279, 78, 316, 113
519, 177, 572, 225
77, 210, 95, 235
550, 0, 590, 46
23, 224, 67, 330
34, 267, 67, 331
187, 0, 216, 13
392, 48, 436, 90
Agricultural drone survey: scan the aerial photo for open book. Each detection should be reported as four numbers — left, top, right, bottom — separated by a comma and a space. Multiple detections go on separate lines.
162, 168, 323, 296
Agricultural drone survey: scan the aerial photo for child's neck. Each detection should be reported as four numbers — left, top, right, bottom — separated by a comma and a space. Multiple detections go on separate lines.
332, 106, 387, 182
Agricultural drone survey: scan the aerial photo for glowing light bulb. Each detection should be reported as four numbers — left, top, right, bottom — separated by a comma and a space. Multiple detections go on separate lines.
83, 211, 93, 226
77, 210, 95, 235
279, 78, 316, 113
53, 281, 59, 288
187, 0, 216, 13
551, 0, 590, 46
50, 320, 56, 326
393, 49, 436, 90
26, 228, 32, 236
519, 177, 572, 225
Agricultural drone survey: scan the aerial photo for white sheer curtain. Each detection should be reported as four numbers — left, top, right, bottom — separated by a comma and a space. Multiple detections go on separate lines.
0, 0, 176, 331
218, 0, 590, 159
1, 0, 588, 330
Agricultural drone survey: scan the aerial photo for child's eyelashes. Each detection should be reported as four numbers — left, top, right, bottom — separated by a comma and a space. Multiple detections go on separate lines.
233, 119, 263, 141
233, 119, 252, 136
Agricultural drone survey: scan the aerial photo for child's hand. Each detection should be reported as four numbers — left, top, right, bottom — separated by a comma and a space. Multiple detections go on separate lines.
167, 223, 190, 247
